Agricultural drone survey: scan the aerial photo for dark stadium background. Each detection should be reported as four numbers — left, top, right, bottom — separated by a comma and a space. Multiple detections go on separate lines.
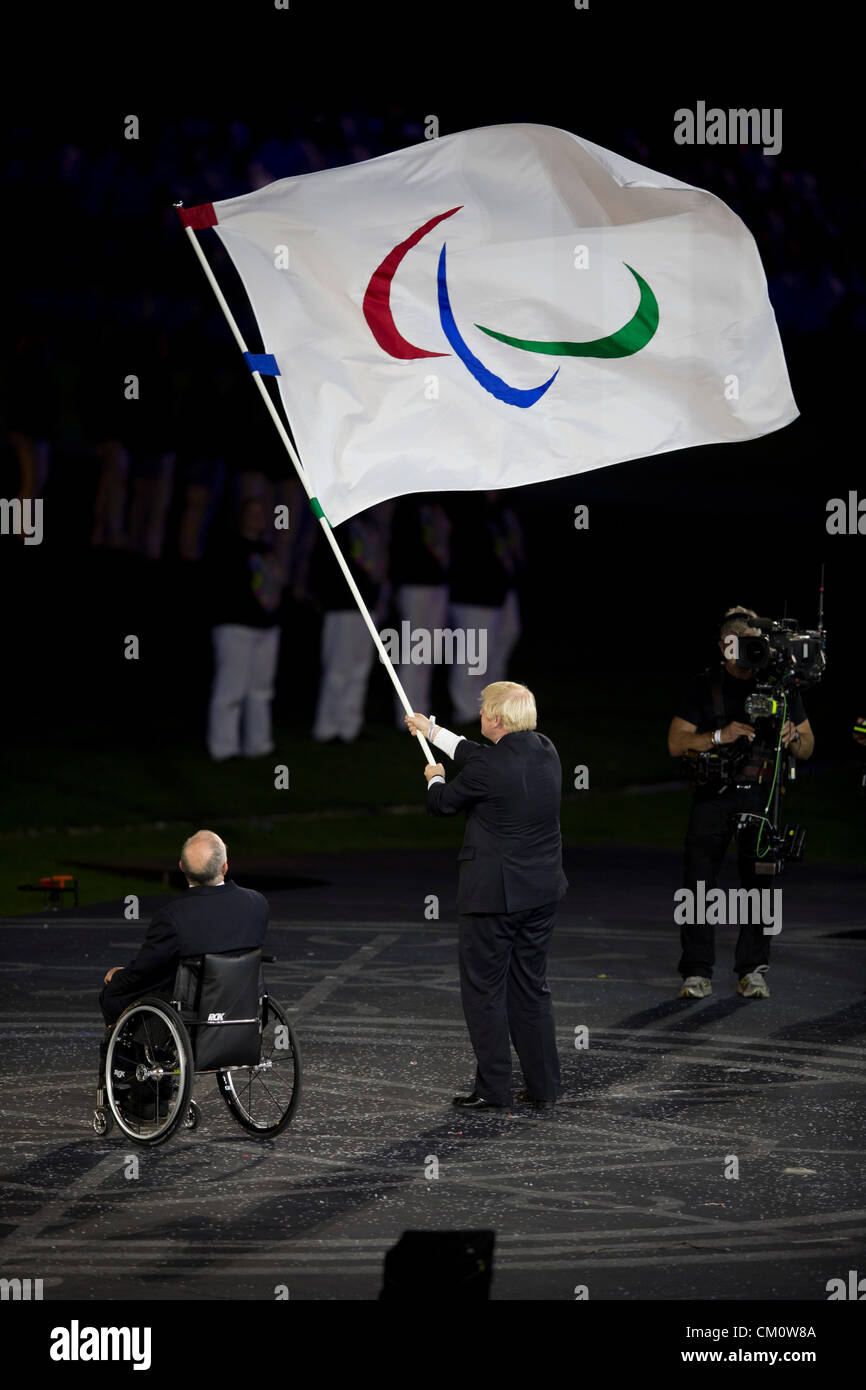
2, 84, 862, 912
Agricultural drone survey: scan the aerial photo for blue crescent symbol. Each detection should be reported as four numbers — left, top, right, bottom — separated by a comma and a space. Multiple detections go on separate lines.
436, 244, 559, 409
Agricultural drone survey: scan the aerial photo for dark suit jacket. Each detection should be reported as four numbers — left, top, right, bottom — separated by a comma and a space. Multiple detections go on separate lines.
427, 731, 568, 914
102, 879, 269, 1009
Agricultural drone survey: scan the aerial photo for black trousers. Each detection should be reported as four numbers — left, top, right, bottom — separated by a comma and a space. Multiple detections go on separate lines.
458, 902, 561, 1105
99, 976, 173, 1025
679, 787, 771, 980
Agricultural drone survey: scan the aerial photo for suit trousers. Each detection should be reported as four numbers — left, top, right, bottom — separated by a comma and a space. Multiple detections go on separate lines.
100, 976, 173, 1025
458, 902, 561, 1105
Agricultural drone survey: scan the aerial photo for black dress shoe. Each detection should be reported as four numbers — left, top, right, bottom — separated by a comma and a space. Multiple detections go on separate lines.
452, 1092, 507, 1110
517, 1090, 557, 1109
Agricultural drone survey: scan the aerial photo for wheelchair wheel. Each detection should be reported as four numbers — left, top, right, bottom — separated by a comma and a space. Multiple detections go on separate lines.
216, 995, 301, 1137
105, 997, 193, 1146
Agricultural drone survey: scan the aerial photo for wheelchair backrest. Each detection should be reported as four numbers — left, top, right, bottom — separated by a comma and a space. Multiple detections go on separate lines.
174, 949, 264, 1072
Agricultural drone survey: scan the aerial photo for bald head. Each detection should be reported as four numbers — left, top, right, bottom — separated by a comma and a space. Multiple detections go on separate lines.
180, 830, 227, 886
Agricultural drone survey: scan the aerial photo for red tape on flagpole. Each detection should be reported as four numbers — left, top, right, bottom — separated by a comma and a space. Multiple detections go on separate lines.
176, 203, 218, 230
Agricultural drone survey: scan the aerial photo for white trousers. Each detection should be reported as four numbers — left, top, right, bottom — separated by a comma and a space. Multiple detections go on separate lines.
313, 610, 376, 743
208, 624, 280, 760
391, 584, 450, 728
447, 602, 501, 723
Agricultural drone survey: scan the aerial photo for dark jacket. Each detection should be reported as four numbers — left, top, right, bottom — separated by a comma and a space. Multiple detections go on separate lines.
105, 879, 269, 1000
427, 732, 568, 914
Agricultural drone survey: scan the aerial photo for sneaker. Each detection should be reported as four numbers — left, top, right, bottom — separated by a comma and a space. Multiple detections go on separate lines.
737, 968, 770, 998
678, 976, 712, 998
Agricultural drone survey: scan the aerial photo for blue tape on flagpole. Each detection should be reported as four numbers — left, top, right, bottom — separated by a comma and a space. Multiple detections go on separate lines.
243, 352, 280, 376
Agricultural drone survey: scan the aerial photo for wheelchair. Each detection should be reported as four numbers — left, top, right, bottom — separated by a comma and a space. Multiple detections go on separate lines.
92, 949, 301, 1146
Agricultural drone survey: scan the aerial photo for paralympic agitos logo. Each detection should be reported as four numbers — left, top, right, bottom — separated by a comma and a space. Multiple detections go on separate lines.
363, 206, 659, 408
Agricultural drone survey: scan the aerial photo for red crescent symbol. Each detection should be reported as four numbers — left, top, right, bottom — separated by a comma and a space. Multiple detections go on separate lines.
363, 206, 462, 358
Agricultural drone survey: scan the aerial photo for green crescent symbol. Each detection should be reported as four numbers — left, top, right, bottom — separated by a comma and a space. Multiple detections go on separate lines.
475, 263, 658, 359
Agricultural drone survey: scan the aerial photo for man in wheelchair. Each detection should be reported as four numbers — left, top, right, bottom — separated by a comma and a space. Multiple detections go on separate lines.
94, 830, 299, 1143
100, 830, 268, 1024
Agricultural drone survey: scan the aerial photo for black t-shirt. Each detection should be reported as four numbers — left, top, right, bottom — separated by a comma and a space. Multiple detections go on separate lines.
677, 664, 807, 732
390, 496, 450, 587
309, 513, 388, 612
449, 495, 516, 606
209, 534, 286, 628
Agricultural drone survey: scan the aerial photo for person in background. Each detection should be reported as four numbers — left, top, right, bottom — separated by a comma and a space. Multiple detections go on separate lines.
447, 492, 514, 724
206, 497, 287, 760
310, 502, 393, 744
667, 606, 814, 1001
389, 493, 451, 730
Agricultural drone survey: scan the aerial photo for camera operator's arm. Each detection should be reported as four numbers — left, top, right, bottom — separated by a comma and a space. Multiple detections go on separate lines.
782, 717, 814, 759
668, 716, 755, 757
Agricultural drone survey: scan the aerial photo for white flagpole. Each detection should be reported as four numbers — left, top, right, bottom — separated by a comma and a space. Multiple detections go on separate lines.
174, 205, 436, 765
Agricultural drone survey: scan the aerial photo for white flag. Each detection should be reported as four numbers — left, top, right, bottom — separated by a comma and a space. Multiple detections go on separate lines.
200, 123, 798, 526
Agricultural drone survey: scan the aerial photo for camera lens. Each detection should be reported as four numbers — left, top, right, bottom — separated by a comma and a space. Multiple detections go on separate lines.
740, 637, 768, 668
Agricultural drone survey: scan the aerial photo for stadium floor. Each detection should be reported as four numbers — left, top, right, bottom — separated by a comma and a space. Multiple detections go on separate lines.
1, 845, 864, 1303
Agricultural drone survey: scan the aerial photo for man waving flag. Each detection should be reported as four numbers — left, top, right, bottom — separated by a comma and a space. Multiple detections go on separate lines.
177, 122, 797, 528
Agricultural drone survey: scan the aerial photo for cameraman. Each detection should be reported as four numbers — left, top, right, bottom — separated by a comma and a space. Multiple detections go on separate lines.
667, 606, 814, 1000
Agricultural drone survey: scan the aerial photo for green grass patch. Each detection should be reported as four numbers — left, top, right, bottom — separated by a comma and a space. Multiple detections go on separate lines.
1, 715, 862, 917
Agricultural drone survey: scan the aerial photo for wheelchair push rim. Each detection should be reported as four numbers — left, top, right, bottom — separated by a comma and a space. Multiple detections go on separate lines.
105, 996, 194, 1146
216, 995, 301, 1136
